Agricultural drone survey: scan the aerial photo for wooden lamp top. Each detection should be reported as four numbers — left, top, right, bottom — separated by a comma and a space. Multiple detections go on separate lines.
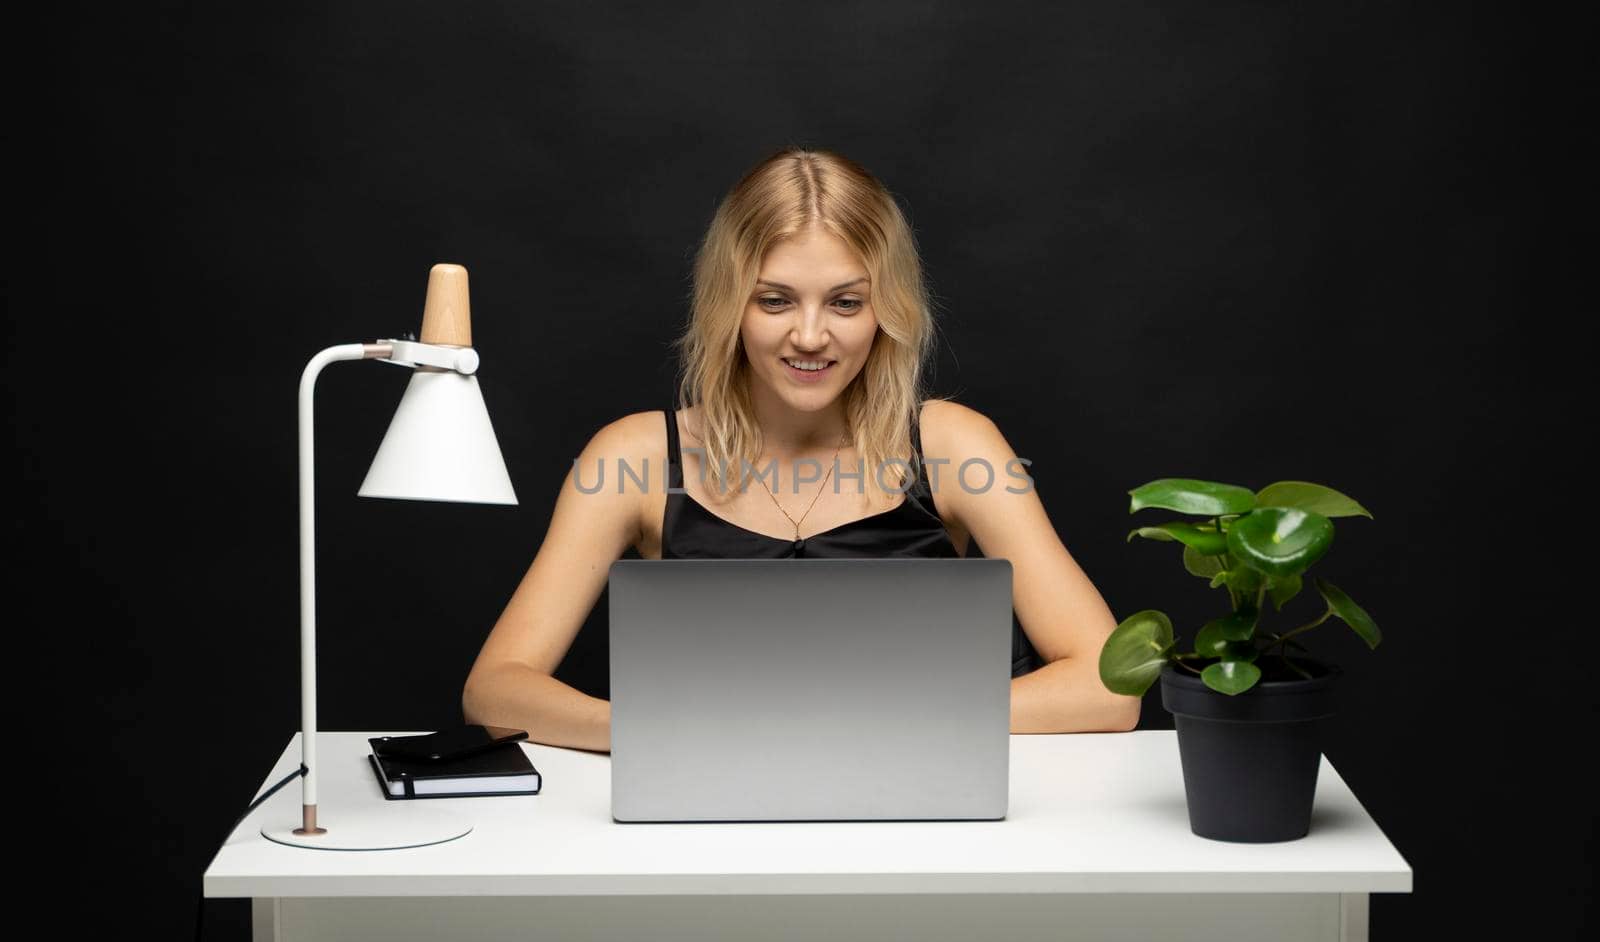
419, 263, 472, 347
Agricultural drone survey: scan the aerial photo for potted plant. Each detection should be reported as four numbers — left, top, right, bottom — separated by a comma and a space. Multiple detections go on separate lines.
1098, 479, 1382, 843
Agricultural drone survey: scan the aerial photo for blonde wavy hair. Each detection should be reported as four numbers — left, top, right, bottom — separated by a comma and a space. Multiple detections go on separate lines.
672, 147, 946, 503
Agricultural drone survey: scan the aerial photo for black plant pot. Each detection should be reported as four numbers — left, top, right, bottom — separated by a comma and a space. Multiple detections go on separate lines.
1159, 660, 1341, 843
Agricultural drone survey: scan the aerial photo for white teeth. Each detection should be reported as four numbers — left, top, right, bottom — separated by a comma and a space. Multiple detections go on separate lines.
785, 359, 831, 371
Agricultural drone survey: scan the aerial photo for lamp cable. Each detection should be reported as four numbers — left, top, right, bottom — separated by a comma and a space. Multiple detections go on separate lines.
194, 764, 309, 942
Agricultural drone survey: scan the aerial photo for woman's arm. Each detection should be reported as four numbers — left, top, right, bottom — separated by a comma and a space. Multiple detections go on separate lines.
462, 412, 655, 753
921, 401, 1141, 734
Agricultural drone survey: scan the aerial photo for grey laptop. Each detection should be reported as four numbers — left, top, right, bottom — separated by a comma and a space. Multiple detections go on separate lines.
608, 558, 1013, 822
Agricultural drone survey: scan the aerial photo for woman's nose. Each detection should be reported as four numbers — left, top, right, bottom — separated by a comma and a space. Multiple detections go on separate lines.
791, 306, 830, 350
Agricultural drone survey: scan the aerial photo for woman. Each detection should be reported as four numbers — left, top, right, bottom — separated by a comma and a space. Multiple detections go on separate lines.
463, 147, 1140, 752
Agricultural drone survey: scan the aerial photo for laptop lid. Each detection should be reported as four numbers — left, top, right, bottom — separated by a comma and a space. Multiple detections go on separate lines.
609, 557, 1012, 822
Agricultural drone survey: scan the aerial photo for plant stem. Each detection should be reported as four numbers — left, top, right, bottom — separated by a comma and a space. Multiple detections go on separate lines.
1216, 524, 1238, 611
1278, 651, 1314, 680
1272, 607, 1335, 656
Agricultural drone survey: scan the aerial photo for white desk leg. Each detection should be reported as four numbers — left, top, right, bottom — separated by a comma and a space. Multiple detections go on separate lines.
252, 897, 279, 942
1340, 893, 1369, 942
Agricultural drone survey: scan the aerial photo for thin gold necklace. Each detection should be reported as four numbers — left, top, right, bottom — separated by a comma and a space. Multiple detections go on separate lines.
756, 436, 849, 541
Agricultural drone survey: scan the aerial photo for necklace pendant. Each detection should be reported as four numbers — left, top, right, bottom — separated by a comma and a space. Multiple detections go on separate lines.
793, 537, 806, 557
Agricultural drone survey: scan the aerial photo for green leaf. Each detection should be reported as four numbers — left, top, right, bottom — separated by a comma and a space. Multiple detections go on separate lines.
1099, 610, 1175, 697
1193, 624, 1229, 658
1126, 521, 1228, 554
1255, 481, 1373, 520
1225, 642, 1261, 663
1184, 544, 1226, 579
1225, 564, 1265, 596
1226, 508, 1335, 577
1195, 611, 1257, 656
1128, 526, 1176, 543
1128, 479, 1256, 517
1267, 573, 1303, 611
1315, 577, 1382, 650
1201, 659, 1262, 695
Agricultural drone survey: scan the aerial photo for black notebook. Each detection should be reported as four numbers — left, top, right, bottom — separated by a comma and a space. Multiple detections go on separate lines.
366, 737, 542, 800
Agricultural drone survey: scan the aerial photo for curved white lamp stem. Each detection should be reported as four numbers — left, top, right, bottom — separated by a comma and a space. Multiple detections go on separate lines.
295, 343, 391, 835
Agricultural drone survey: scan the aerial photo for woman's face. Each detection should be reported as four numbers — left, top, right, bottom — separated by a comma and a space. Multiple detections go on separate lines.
740, 227, 878, 412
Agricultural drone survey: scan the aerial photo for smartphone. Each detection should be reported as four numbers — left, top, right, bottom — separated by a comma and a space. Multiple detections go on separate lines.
373, 725, 528, 763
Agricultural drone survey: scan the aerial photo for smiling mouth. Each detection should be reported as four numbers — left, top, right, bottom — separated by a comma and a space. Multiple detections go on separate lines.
781, 357, 837, 382
782, 357, 836, 371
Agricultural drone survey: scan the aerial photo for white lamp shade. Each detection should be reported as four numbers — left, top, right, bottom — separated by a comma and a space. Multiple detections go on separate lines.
358, 369, 518, 505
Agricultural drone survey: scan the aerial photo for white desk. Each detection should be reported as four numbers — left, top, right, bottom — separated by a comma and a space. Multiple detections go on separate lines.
205, 730, 1411, 941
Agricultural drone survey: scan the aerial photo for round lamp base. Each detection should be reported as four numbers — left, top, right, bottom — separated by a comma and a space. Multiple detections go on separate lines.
262, 805, 472, 851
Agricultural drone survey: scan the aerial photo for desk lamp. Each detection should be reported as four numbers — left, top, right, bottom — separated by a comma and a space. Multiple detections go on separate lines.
261, 263, 517, 851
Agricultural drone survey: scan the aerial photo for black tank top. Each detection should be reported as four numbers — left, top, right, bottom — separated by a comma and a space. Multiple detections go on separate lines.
660, 406, 1043, 677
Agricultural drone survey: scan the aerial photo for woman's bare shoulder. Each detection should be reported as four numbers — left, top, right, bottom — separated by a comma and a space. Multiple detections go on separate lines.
578, 409, 673, 468
917, 398, 998, 456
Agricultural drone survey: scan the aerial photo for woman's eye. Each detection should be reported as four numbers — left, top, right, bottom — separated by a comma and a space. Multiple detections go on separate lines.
756, 296, 864, 312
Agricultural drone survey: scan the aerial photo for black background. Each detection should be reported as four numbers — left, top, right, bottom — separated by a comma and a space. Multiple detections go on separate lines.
16, 1, 1582, 938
